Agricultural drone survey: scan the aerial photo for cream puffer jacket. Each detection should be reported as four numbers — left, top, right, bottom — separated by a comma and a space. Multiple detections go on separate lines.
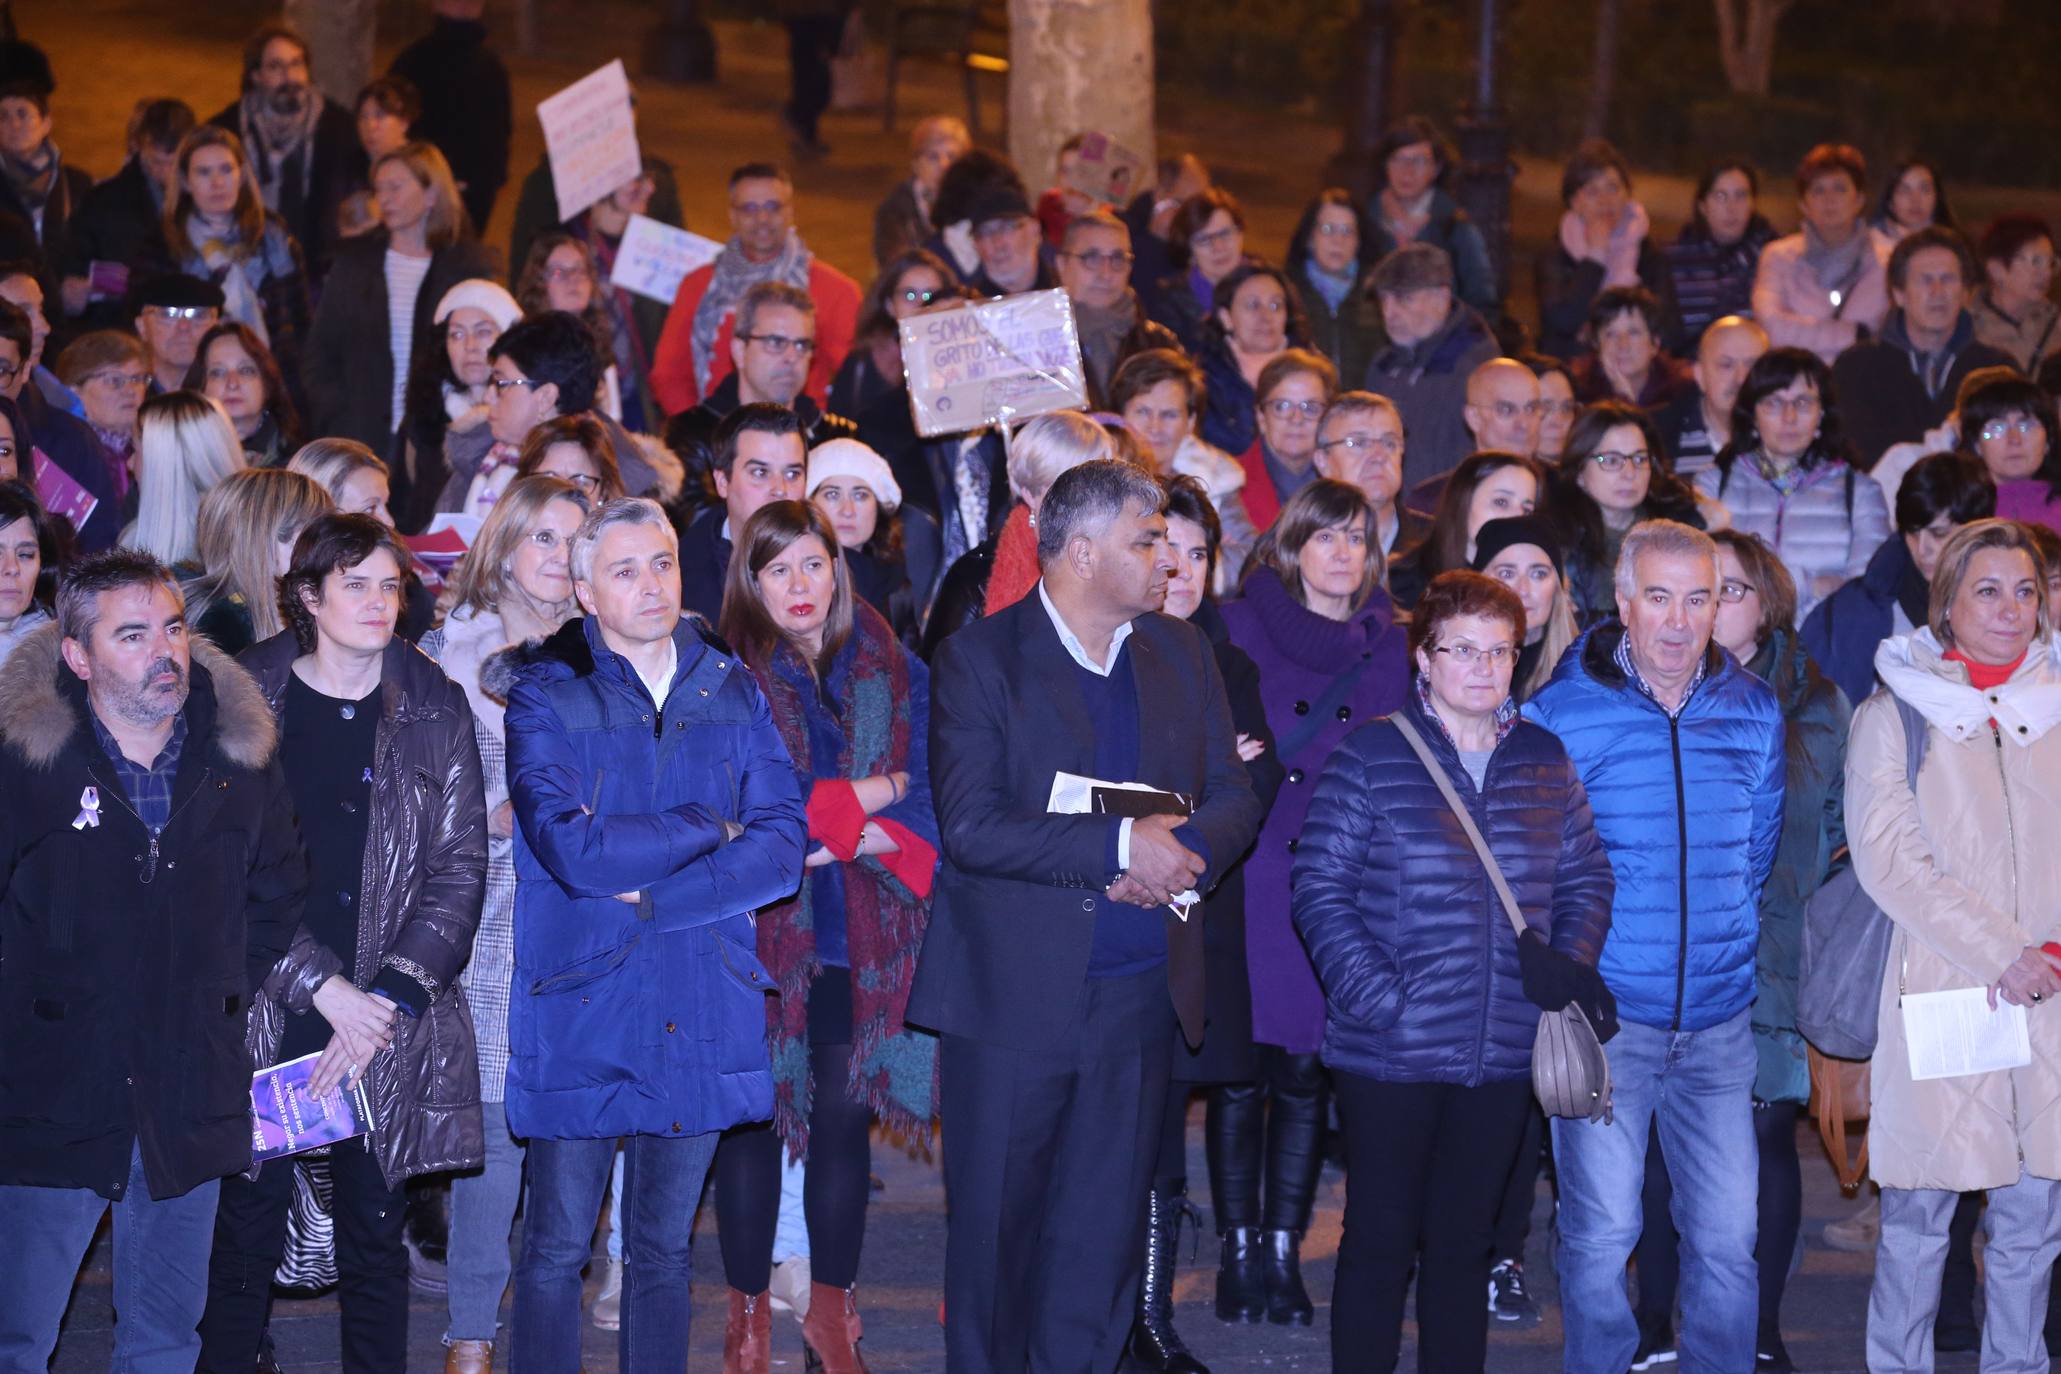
1849, 629, 2061, 1191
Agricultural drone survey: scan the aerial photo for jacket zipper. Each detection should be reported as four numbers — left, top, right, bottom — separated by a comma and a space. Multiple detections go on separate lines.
1992, 723, 2020, 922
86, 761, 213, 884
1668, 715, 1689, 1032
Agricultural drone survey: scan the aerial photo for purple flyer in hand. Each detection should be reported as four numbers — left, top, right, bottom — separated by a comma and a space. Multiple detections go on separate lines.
250, 1052, 372, 1162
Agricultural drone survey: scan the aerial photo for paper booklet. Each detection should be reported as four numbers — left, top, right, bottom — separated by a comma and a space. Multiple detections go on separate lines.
250, 1051, 374, 1162
1047, 771, 1200, 919
1902, 987, 2032, 1082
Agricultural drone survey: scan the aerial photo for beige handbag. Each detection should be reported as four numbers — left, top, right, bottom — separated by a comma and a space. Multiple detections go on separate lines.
1391, 716, 1614, 1124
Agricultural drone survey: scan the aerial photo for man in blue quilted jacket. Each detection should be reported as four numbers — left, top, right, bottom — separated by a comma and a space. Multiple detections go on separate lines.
501, 496, 806, 1372
1524, 519, 1785, 1374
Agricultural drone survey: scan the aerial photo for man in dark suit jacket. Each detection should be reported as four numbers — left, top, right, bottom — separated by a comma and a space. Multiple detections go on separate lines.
908, 458, 1264, 1373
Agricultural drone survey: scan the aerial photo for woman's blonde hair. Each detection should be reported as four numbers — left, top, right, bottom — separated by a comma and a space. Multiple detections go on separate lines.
1522, 572, 1579, 700
1931, 518, 2052, 648
372, 141, 465, 251
1007, 410, 1114, 506
440, 475, 590, 619
163, 126, 266, 260
190, 467, 333, 640
288, 437, 388, 505
128, 391, 247, 565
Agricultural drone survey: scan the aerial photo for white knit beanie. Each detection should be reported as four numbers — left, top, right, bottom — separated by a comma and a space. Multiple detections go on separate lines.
806, 438, 902, 513
432, 278, 523, 332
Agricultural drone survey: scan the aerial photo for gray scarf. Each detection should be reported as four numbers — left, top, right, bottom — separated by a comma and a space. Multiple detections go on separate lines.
690, 229, 813, 398
1800, 223, 1870, 310
1071, 290, 1142, 394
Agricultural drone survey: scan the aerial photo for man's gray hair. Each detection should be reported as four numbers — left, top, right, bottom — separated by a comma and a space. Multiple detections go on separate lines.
737, 279, 815, 342
1614, 518, 1719, 600
57, 547, 184, 642
1035, 459, 1166, 565
571, 497, 678, 584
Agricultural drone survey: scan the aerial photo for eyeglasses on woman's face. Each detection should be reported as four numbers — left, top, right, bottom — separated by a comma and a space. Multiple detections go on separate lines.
1432, 641, 1514, 665
1586, 450, 1652, 473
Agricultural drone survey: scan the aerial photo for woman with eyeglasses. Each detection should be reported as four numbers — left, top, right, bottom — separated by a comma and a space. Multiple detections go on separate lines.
1151, 188, 1260, 354
516, 233, 623, 425
829, 248, 956, 442
1971, 215, 2059, 375
1525, 354, 1581, 463
1293, 568, 1614, 1373
1218, 478, 1409, 1329
1387, 451, 1545, 611
398, 279, 521, 534
1287, 189, 1383, 392
418, 475, 591, 1374
302, 142, 496, 460
1547, 401, 1718, 626
1694, 347, 1891, 622
1535, 139, 1668, 362
187, 321, 302, 467
1363, 117, 1499, 319
1199, 264, 1311, 461
1225, 348, 1337, 534
53, 329, 150, 519
1954, 367, 2061, 534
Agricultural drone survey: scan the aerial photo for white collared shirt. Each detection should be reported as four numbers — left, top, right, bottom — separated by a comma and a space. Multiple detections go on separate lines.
1037, 578, 1137, 864
634, 637, 679, 709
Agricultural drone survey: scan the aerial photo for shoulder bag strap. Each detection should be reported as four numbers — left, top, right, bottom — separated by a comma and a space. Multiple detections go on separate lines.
1390, 714, 1530, 942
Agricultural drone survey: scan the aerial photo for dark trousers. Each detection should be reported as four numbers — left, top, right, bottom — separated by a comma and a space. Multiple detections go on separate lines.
197, 1141, 407, 1374
1332, 1072, 1535, 1373
784, 16, 844, 140
1493, 1103, 1550, 1262
714, 1039, 875, 1291
1633, 1100, 1804, 1346
939, 967, 1173, 1374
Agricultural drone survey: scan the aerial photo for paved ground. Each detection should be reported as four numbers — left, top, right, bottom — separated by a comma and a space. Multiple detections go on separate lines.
46, 1107, 2010, 1372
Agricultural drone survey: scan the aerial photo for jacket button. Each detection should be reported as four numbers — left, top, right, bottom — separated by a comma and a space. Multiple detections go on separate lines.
699, 688, 710, 697
665, 1020, 676, 1033
1293, 700, 1310, 715
1287, 838, 1299, 854
671, 1121, 683, 1133
718, 661, 728, 669
641, 714, 650, 723
1081, 897, 1095, 911
338, 891, 353, 906
1288, 768, 1305, 784
1336, 705, 1352, 722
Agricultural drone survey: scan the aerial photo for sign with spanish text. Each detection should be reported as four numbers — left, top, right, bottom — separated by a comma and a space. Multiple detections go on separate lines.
898, 289, 1087, 438
609, 215, 724, 304
537, 60, 643, 222
1061, 132, 1147, 208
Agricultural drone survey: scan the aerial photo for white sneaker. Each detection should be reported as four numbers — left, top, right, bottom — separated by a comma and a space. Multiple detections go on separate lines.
768, 1254, 813, 1320
589, 1256, 623, 1330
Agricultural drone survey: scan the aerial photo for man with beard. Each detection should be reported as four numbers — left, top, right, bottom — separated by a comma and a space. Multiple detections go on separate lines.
208, 22, 364, 283
0, 549, 305, 1371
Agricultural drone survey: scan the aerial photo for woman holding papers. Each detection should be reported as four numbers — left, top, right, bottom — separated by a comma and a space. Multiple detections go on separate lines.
1848, 517, 2061, 1371
714, 499, 938, 1373
1293, 569, 1614, 1373
1216, 478, 1408, 1327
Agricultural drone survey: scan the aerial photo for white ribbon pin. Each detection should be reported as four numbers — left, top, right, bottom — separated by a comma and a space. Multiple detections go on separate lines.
72, 785, 100, 831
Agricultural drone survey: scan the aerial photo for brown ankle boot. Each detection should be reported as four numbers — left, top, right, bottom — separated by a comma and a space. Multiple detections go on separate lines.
723, 1288, 771, 1374
802, 1282, 870, 1374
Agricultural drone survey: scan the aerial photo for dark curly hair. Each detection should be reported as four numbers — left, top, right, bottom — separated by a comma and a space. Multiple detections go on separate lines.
1714, 347, 1854, 483
278, 513, 412, 654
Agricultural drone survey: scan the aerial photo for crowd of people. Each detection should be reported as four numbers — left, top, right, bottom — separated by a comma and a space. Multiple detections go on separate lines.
4, 9, 2061, 1374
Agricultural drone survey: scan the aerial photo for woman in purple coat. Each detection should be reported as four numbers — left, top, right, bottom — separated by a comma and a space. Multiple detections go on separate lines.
1216, 478, 1410, 1325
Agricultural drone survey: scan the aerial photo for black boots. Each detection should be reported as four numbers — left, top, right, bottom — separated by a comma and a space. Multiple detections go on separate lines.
1130, 1186, 1210, 1373
1260, 1228, 1314, 1326
1214, 1226, 1266, 1323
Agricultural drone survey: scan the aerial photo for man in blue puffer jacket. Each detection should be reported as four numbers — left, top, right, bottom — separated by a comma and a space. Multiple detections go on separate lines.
501, 496, 806, 1370
1524, 519, 1785, 1374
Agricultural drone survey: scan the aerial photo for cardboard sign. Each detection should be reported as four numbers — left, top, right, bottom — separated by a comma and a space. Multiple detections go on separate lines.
898, 289, 1087, 438
608, 214, 724, 304
1060, 132, 1147, 208
537, 60, 643, 222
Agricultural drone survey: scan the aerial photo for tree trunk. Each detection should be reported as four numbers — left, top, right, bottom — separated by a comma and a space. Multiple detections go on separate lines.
284, 0, 376, 109
1327, 0, 1402, 200
1582, 0, 1623, 140
1713, 0, 1792, 96
1008, 0, 1155, 208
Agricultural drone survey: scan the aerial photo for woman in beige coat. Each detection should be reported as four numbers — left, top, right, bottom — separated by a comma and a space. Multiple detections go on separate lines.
1848, 517, 2061, 1373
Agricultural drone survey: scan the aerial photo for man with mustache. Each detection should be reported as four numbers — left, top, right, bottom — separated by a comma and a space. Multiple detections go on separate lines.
1522, 519, 1786, 1374
207, 21, 366, 283
0, 549, 306, 1371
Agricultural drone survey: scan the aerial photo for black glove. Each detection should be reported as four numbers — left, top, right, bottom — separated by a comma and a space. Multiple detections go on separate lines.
1518, 931, 1621, 1044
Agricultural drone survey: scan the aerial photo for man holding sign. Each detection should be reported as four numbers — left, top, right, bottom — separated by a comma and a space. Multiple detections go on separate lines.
651, 162, 858, 415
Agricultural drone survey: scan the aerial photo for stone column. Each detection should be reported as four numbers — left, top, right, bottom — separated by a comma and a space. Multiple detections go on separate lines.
1007, 0, 1155, 198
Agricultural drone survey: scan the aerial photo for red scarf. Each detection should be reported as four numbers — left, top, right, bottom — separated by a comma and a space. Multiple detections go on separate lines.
983, 503, 1042, 618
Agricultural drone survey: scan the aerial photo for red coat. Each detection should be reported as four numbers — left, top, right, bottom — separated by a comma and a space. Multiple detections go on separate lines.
650, 257, 861, 415
1237, 439, 1282, 532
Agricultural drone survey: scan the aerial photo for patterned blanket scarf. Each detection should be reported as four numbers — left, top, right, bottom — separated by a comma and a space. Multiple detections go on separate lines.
690, 229, 813, 398
755, 601, 936, 1155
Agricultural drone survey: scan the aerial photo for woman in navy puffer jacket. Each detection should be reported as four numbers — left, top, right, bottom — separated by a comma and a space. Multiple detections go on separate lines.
1294, 570, 1615, 1374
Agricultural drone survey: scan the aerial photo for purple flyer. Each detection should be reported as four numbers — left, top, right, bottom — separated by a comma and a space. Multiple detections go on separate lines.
250, 1052, 372, 1162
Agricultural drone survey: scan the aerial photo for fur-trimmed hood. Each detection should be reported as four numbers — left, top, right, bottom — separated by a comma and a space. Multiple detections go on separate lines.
0, 623, 277, 771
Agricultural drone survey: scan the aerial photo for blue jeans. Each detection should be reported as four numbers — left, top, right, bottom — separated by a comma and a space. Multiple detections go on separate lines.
0, 1145, 220, 1374
511, 1130, 719, 1374
447, 1101, 527, 1342
1553, 1007, 1758, 1374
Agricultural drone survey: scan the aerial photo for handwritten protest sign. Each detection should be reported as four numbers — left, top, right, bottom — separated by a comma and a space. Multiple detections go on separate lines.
537, 60, 642, 222
608, 215, 724, 304
898, 289, 1086, 438
1060, 132, 1147, 207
